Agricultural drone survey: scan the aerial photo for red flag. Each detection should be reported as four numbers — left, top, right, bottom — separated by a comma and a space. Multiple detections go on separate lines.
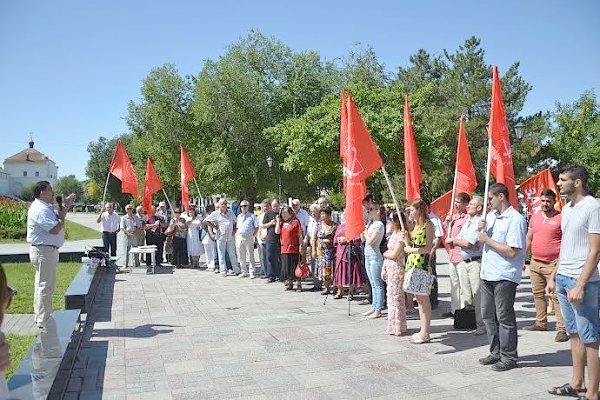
430, 190, 453, 223
340, 90, 349, 193
180, 146, 197, 209
430, 190, 452, 251
519, 168, 563, 215
109, 140, 139, 198
342, 93, 383, 240
489, 66, 518, 209
455, 116, 477, 194
143, 158, 163, 218
404, 95, 423, 201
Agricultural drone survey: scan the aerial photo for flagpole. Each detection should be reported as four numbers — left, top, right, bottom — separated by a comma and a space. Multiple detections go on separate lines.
380, 166, 405, 231
193, 178, 202, 201
101, 171, 111, 207
482, 132, 493, 219
162, 189, 175, 214
448, 151, 459, 216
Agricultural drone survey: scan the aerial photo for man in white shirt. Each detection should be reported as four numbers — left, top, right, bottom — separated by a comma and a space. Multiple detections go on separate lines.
27, 181, 76, 328
96, 202, 120, 257
120, 204, 143, 268
205, 198, 240, 276
236, 200, 258, 278
547, 164, 600, 398
292, 199, 310, 237
477, 183, 527, 372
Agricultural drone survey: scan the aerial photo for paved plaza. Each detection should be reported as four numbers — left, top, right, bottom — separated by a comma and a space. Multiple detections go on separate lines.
1, 213, 572, 399
67, 254, 570, 399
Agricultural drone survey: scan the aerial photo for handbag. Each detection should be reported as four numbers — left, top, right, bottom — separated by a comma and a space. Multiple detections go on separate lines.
454, 306, 477, 330
294, 261, 311, 279
402, 267, 435, 295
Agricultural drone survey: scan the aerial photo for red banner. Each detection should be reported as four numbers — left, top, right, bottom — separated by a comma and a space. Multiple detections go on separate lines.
455, 116, 477, 195
143, 158, 163, 218
519, 168, 563, 214
341, 92, 383, 240
180, 146, 197, 209
404, 95, 423, 201
109, 139, 139, 198
488, 65, 518, 209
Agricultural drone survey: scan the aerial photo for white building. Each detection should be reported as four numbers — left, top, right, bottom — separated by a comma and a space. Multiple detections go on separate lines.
1, 140, 58, 197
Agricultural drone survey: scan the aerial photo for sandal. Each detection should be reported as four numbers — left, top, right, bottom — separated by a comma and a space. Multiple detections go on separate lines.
548, 383, 586, 396
348, 294, 354, 301
333, 293, 343, 300
410, 333, 431, 344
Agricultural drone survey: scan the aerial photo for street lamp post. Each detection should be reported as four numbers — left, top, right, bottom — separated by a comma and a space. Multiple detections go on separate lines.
514, 121, 526, 141
266, 156, 282, 199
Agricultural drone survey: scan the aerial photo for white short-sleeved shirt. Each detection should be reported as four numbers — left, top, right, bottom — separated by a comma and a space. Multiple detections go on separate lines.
557, 195, 600, 281
99, 211, 120, 232
480, 206, 527, 284
364, 221, 385, 256
205, 209, 237, 241
236, 212, 258, 236
429, 212, 444, 239
457, 214, 483, 259
27, 198, 65, 247
296, 208, 310, 236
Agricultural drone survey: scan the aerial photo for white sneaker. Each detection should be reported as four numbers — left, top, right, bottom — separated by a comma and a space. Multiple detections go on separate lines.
220, 272, 227, 277
238, 272, 249, 278
250, 274, 256, 279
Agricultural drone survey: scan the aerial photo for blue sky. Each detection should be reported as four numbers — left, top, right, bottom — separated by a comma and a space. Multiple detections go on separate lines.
1, 0, 598, 180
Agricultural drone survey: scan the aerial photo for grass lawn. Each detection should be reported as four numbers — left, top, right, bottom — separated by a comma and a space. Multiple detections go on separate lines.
5, 333, 37, 379
64, 220, 101, 241
3, 262, 81, 314
0, 220, 100, 244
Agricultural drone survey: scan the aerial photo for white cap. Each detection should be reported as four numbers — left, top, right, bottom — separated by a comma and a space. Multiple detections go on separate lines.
159, 201, 166, 207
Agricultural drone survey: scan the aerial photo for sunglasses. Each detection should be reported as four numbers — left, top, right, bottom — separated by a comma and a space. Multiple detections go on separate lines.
240, 204, 248, 207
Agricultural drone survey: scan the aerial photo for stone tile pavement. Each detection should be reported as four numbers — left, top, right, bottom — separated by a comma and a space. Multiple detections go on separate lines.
59, 250, 573, 400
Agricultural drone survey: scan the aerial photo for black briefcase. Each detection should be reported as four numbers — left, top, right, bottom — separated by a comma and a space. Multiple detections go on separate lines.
453, 306, 477, 330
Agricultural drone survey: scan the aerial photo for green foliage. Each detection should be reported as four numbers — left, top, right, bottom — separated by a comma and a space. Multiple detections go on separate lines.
83, 31, 596, 205
4, 262, 81, 314
0, 198, 27, 232
54, 175, 84, 200
546, 90, 600, 193
85, 134, 138, 208
19, 183, 36, 201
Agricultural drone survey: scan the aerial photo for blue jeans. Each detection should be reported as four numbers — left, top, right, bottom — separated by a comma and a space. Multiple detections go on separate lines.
216, 239, 240, 274
365, 252, 384, 311
556, 274, 600, 344
265, 241, 281, 280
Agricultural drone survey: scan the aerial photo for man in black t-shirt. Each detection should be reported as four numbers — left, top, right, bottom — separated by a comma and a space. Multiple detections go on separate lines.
262, 199, 281, 282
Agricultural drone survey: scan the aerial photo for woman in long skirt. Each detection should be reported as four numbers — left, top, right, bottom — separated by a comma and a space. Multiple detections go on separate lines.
382, 210, 409, 336
170, 208, 189, 268
333, 220, 363, 300
201, 204, 217, 272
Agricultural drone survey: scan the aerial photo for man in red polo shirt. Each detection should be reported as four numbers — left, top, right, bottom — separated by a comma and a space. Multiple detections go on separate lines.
524, 188, 567, 342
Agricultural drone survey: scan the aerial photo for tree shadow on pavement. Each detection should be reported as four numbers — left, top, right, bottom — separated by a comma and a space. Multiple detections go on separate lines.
518, 349, 572, 368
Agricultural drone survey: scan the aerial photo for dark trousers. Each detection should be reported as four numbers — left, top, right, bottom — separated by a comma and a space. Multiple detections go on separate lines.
481, 279, 518, 362
259, 243, 268, 275
265, 241, 281, 280
172, 237, 188, 267
102, 231, 118, 257
281, 253, 299, 282
145, 233, 164, 266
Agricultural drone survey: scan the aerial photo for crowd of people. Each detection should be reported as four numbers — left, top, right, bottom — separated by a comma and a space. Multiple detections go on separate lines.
39, 162, 600, 399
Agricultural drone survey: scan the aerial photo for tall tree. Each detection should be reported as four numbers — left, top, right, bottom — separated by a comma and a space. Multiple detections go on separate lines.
546, 90, 600, 193
54, 175, 84, 200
